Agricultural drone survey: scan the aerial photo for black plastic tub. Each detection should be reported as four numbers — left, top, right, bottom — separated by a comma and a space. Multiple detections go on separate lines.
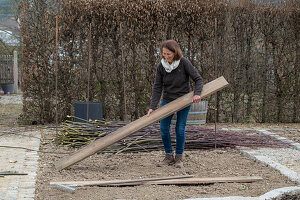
74, 102, 103, 123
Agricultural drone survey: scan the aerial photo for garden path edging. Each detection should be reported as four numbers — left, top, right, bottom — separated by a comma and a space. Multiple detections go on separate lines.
185, 186, 300, 200
190, 127, 300, 200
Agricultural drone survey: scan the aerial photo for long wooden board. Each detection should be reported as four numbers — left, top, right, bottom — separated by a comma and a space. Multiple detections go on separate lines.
50, 175, 194, 187
142, 176, 263, 185
51, 176, 262, 187
55, 76, 229, 170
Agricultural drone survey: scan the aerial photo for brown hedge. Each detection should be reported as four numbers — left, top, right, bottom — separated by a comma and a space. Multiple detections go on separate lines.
20, 0, 300, 124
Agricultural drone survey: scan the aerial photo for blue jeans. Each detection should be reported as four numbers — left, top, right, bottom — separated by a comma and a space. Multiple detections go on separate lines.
160, 101, 191, 155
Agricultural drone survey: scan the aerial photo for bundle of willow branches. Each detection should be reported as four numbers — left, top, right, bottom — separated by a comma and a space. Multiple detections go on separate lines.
57, 120, 290, 153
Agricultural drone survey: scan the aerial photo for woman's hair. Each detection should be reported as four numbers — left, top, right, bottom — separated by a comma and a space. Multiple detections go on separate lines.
161, 40, 183, 61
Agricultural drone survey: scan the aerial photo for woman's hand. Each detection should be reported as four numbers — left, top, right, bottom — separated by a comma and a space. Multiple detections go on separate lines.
192, 95, 201, 103
147, 109, 153, 117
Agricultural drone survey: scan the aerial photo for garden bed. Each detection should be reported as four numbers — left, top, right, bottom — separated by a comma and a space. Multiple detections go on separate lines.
35, 128, 297, 200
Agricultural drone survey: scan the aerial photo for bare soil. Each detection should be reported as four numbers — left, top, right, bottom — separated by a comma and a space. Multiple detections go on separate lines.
35, 128, 297, 200
0, 99, 298, 199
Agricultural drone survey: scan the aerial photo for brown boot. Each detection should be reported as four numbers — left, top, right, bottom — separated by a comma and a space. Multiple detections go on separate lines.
175, 154, 183, 168
156, 154, 175, 167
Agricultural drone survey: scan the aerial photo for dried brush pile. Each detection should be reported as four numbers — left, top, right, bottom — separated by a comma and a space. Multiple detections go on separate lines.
57, 120, 290, 152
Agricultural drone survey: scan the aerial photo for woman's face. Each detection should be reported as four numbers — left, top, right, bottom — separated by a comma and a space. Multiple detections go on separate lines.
162, 48, 175, 63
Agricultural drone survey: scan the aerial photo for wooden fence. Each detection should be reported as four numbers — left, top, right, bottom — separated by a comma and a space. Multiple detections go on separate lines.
0, 51, 18, 93
0, 55, 13, 84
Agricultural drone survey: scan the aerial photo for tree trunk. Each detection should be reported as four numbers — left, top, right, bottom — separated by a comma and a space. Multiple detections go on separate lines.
261, 39, 269, 123
132, 42, 139, 120
112, 28, 124, 120
272, 46, 283, 123
292, 42, 300, 122
232, 43, 242, 123
245, 36, 253, 119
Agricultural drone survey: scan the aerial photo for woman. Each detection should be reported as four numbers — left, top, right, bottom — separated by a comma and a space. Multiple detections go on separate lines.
147, 40, 203, 168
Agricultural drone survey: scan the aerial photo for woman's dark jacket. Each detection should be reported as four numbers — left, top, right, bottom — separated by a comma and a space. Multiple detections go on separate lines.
150, 57, 203, 110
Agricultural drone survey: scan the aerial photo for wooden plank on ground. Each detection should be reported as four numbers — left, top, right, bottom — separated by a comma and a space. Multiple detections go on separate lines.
143, 176, 263, 185
55, 76, 229, 170
50, 175, 194, 186
51, 176, 262, 187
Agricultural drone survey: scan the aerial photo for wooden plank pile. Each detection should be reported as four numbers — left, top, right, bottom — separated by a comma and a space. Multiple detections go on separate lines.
51, 175, 263, 193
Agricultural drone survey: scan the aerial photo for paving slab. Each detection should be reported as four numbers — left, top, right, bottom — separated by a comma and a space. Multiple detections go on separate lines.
186, 186, 300, 200
0, 130, 41, 200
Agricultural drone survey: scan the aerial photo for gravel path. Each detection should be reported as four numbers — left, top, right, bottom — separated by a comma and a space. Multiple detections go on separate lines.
222, 127, 300, 185
254, 147, 300, 174
0, 94, 23, 104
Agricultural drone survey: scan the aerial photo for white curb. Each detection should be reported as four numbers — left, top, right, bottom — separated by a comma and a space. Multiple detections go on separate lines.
185, 186, 300, 200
